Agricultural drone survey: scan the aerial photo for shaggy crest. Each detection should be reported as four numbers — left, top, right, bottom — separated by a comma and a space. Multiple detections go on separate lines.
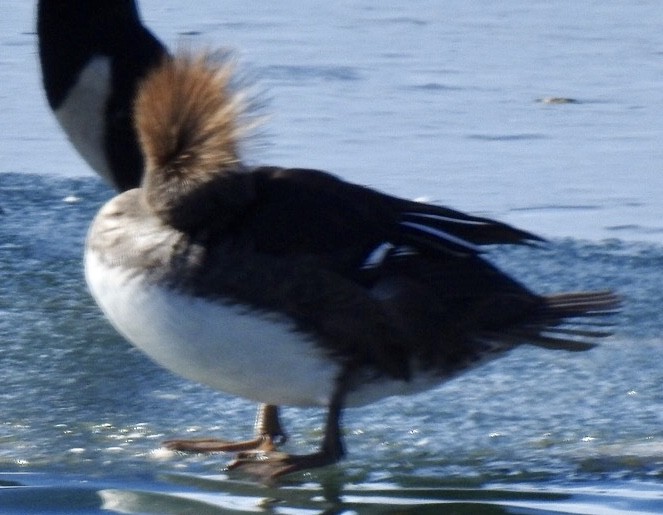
134, 52, 256, 230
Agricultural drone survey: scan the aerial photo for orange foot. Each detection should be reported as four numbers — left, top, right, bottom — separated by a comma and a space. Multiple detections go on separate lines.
163, 404, 285, 453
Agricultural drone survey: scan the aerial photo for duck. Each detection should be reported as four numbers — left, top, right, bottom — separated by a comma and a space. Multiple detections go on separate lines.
84, 51, 619, 479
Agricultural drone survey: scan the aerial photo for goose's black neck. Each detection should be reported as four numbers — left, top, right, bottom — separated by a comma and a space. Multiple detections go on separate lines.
37, 0, 167, 191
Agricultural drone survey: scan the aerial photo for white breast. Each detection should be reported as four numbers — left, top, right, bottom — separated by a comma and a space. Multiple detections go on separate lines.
85, 250, 342, 407
54, 56, 113, 185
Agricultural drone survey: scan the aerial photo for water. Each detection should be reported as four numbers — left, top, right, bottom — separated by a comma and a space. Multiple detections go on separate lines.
1, 1, 662, 513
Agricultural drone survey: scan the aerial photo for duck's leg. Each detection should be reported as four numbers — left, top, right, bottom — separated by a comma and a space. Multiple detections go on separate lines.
228, 379, 347, 479
163, 404, 286, 453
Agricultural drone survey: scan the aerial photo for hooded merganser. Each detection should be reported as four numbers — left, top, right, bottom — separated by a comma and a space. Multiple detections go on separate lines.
85, 53, 619, 479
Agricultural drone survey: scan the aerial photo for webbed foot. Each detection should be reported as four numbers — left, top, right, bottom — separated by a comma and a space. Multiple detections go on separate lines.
163, 404, 286, 453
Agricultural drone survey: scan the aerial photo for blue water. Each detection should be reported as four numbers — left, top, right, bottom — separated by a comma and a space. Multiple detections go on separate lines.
1, 1, 663, 513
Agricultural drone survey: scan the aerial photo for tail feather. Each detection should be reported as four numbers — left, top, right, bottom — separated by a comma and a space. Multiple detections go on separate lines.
520, 290, 621, 351
539, 326, 615, 338
541, 291, 620, 315
479, 290, 620, 353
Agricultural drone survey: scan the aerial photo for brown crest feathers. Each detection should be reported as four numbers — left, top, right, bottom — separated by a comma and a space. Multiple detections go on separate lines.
134, 52, 254, 231
135, 52, 245, 176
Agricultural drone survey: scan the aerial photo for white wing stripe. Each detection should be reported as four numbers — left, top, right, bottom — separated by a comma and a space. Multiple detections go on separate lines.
403, 212, 490, 226
400, 221, 481, 253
